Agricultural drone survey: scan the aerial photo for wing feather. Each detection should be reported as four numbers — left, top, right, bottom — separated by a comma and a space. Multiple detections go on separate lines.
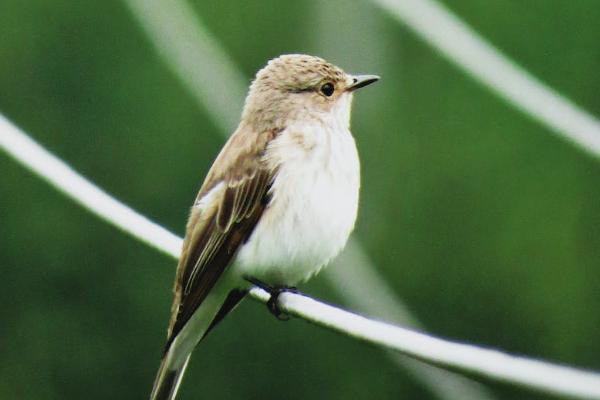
165, 127, 280, 345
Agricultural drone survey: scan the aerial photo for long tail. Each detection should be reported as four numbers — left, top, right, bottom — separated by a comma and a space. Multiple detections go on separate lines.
149, 288, 247, 400
149, 353, 191, 400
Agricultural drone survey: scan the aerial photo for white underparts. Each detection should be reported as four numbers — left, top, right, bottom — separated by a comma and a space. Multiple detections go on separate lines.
234, 93, 360, 285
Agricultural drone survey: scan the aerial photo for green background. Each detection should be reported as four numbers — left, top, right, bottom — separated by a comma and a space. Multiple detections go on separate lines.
1, 1, 599, 399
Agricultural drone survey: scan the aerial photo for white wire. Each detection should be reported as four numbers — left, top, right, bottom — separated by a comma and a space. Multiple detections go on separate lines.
330, 241, 496, 399
0, 0, 598, 397
124, 0, 247, 134
2, 113, 600, 399
312, 1, 494, 398
119, 1, 600, 397
123, 2, 493, 397
0, 114, 182, 260
250, 286, 600, 400
369, 0, 600, 158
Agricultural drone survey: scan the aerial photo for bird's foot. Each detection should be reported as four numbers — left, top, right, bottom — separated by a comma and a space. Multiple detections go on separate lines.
246, 277, 299, 321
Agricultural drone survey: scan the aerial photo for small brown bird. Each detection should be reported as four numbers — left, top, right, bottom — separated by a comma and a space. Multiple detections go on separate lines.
150, 54, 379, 400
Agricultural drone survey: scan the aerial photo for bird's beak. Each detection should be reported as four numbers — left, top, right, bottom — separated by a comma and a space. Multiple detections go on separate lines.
346, 74, 380, 92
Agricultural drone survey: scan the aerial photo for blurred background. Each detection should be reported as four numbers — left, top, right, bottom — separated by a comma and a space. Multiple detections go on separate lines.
1, 0, 599, 399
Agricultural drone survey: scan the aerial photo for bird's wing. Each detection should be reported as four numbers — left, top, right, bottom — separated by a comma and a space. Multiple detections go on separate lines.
165, 127, 280, 346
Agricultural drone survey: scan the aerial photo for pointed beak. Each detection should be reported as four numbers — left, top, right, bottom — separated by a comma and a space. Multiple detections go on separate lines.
347, 74, 380, 92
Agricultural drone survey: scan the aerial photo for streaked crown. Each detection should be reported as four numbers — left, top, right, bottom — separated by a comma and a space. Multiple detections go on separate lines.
254, 54, 346, 92
240, 54, 378, 131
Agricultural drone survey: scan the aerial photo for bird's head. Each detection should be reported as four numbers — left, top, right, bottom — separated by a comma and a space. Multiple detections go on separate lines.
241, 54, 379, 130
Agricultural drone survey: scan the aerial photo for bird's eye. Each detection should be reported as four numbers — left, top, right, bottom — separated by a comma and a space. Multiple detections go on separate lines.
320, 82, 335, 97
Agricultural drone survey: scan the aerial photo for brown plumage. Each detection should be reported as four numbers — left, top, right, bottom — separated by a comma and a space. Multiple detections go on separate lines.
167, 126, 281, 343
150, 54, 379, 400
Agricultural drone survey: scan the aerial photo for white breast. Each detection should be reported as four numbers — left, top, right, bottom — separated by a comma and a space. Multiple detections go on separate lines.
234, 120, 360, 286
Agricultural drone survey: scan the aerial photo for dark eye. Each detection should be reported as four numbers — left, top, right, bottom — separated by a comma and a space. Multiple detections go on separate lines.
320, 82, 335, 97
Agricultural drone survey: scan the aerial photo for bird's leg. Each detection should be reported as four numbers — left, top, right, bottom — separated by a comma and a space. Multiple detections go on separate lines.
245, 277, 299, 321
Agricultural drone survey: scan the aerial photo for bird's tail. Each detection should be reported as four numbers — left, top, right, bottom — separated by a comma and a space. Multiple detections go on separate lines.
149, 352, 191, 400
149, 286, 247, 400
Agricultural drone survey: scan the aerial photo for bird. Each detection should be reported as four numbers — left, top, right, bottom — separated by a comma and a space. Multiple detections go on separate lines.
150, 54, 379, 400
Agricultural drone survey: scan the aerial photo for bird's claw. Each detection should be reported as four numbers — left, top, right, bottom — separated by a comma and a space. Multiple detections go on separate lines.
266, 286, 299, 320
246, 277, 298, 321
